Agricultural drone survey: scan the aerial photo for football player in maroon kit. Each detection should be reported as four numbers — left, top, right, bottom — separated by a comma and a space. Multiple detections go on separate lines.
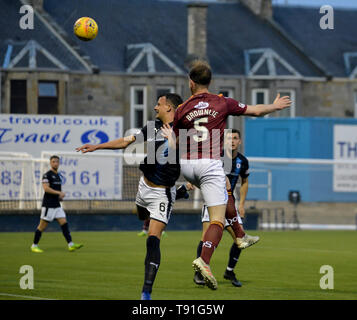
163, 60, 291, 290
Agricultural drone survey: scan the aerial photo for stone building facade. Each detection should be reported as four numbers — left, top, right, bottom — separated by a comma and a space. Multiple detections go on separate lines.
1, 0, 357, 138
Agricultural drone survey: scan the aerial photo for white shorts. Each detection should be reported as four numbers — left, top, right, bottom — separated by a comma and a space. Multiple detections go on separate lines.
40, 206, 66, 222
135, 176, 176, 225
201, 205, 243, 228
180, 159, 228, 207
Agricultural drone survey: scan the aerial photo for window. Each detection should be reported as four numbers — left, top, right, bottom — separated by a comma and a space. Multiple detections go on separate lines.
156, 86, 174, 99
252, 89, 270, 118
219, 88, 234, 128
10, 80, 27, 114
354, 91, 357, 118
130, 86, 147, 129
38, 81, 58, 114
39, 82, 57, 97
273, 89, 296, 118
252, 88, 269, 105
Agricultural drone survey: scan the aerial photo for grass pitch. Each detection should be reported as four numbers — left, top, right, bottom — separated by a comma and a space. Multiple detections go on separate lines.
0, 230, 356, 300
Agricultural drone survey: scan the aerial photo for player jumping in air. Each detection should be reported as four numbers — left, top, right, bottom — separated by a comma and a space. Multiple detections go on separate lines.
162, 60, 291, 290
31, 155, 83, 253
194, 129, 253, 287
76, 93, 185, 300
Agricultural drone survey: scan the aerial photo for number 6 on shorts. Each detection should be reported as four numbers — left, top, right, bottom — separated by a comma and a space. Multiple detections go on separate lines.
159, 202, 166, 212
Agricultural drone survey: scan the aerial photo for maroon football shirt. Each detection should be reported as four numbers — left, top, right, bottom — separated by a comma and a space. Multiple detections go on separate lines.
173, 93, 247, 160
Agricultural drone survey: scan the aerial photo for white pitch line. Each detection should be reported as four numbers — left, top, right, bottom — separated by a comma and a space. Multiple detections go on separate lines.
0, 293, 57, 300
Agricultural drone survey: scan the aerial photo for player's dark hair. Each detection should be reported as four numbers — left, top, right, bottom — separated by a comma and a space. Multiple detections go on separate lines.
230, 129, 241, 138
189, 60, 212, 86
50, 155, 59, 161
158, 93, 183, 109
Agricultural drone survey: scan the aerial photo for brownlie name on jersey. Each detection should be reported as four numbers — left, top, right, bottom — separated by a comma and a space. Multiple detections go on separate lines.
185, 109, 219, 121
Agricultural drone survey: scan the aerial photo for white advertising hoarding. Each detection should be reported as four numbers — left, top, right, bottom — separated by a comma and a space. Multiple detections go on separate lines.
0, 114, 123, 200
333, 125, 357, 192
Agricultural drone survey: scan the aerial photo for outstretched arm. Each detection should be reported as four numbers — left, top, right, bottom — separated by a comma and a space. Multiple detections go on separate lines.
76, 135, 136, 153
243, 94, 291, 117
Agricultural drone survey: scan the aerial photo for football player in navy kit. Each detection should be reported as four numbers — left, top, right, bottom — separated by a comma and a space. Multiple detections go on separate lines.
76, 93, 185, 300
194, 129, 255, 287
31, 155, 83, 253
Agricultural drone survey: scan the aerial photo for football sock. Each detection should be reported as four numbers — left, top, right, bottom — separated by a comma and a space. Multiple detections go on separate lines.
143, 219, 150, 232
33, 229, 42, 245
143, 235, 161, 294
60, 223, 72, 244
200, 221, 224, 264
196, 240, 203, 258
226, 190, 245, 238
227, 243, 242, 270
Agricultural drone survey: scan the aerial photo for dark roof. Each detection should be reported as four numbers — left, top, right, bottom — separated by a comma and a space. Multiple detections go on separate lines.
44, 0, 188, 73
205, 3, 323, 76
273, 5, 357, 77
4, 1, 355, 77
0, 0, 86, 71
43, 0, 325, 77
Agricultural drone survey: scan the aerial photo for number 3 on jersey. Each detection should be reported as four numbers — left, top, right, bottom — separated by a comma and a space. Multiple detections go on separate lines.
193, 117, 209, 142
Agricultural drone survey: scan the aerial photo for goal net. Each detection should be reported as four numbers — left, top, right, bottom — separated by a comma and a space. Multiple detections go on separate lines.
1, 153, 356, 220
